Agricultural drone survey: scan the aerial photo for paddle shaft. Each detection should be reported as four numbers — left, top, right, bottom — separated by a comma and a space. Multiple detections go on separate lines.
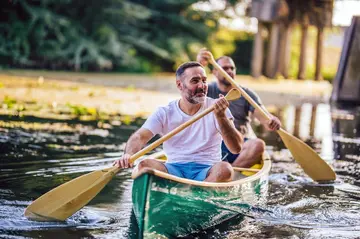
109, 103, 218, 175
209, 59, 271, 121
209, 57, 336, 181
129, 105, 216, 165
233, 167, 260, 173
118, 89, 240, 171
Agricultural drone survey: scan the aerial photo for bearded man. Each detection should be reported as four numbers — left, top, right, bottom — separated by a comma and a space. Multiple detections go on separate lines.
114, 62, 243, 182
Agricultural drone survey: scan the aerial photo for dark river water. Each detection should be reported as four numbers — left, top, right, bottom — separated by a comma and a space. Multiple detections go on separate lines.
0, 104, 360, 238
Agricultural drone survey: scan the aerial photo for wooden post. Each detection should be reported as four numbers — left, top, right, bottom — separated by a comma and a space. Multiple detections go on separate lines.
251, 21, 265, 78
265, 22, 280, 78
315, 26, 324, 81
279, 23, 292, 78
298, 24, 308, 80
298, 15, 309, 80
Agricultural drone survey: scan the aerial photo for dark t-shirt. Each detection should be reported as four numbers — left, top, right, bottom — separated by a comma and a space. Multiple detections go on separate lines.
207, 82, 262, 136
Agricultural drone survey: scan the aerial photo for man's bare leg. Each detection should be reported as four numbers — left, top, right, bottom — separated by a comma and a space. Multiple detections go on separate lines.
232, 139, 265, 168
205, 161, 234, 182
137, 159, 168, 172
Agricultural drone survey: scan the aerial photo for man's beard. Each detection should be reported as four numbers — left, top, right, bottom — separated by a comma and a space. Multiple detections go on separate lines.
185, 87, 206, 104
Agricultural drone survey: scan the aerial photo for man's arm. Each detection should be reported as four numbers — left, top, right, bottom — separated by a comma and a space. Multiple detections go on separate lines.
214, 95, 243, 154
216, 116, 243, 154
253, 107, 281, 131
124, 128, 154, 155
114, 128, 154, 168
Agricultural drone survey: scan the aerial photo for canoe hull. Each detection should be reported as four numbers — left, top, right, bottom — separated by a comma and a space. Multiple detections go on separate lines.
132, 156, 270, 238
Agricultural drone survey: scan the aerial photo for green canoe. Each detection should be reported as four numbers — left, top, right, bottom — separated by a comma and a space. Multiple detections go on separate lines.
131, 151, 271, 238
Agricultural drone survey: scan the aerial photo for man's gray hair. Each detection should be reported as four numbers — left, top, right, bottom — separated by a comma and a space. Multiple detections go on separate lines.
175, 61, 203, 80
215, 56, 233, 63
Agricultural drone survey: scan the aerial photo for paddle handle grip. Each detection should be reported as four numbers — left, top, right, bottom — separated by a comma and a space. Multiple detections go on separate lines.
129, 105, 216, 163
209, 58, 271, 121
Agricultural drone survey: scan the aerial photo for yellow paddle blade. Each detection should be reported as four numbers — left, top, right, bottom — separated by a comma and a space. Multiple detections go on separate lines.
278, 129, 336, 181
225, 88, 241, 101
25, 166, 119, 221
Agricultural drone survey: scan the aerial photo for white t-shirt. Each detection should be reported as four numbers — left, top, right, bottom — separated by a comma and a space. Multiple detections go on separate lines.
142, 97, 234, 165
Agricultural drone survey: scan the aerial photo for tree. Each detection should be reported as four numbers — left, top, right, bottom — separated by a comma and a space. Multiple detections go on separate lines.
0, 0, 226, 72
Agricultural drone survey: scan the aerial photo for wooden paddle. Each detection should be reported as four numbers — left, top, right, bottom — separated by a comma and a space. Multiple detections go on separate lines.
208, 56, 336, 182
24, 88, 242, 222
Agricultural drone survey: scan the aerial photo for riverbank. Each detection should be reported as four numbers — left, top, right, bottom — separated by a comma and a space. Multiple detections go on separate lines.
0, 70, 332, 119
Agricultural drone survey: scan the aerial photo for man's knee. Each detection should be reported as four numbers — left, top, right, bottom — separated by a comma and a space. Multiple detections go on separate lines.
217, 161, 234, 181
137, 159, 153, 170
253, 139, 265, 154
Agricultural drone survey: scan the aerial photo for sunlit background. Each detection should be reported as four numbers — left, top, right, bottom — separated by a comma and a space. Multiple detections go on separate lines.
1, 0, 360, 238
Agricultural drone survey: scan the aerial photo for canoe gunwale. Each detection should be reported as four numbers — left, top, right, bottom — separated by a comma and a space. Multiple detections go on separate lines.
131, 152, 271, 188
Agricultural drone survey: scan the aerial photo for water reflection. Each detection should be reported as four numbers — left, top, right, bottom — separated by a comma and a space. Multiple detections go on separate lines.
331, 105, 360, 181
0, 104, 360, 238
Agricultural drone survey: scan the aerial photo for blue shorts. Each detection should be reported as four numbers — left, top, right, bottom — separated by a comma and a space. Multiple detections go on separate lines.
164, 162, 212, 181
221, 138, 248, 164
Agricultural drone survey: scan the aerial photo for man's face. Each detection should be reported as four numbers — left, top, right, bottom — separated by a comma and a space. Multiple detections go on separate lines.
213, 58, 236, 87
178, 66, 208, 104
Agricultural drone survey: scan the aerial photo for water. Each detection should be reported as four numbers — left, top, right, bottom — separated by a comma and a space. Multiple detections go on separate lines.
0, 105, 360, 238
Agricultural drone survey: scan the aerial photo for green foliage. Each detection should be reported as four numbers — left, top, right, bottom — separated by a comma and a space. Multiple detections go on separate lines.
125, 85, 136, 92
207, 29, 254, 74
3, 96, 17, 109
322, 65, 337, 82
66, 103, 97, 117
288, 25, 339, 81
229, 31, 254, 74
0, 0, 225, 72
121, 115, 133, 125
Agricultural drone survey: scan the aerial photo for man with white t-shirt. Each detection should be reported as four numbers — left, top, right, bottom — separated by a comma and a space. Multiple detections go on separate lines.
114, 62, 243, 182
